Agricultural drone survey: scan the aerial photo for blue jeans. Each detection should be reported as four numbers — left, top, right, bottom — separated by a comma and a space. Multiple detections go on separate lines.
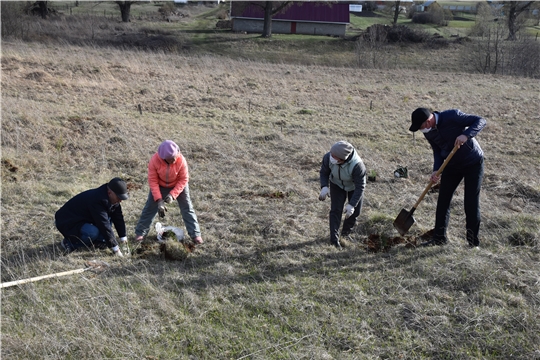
65, 223, 108, 250
434, 158, 484, 246
135, 184, 201, 239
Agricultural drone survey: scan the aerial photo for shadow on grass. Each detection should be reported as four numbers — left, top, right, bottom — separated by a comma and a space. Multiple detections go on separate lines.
114, 235, 441, 291
0, 234, 440, 290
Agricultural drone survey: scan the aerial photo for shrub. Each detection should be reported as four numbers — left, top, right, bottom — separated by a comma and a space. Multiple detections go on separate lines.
363, 24, 389, 42
412, 11, 447, 26
412, 4, 448, 26
1, 2, 28, 38
363, 1, 378, 12
158, 2, 177, 16
462, 31, 540, 78
387, 25, 430, 43
504, 38, 540, 78
412, 12, 432, 24
426, 35, 450, 49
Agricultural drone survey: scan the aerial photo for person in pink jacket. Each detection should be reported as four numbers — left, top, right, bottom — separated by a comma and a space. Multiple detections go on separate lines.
135, 140, 203, 244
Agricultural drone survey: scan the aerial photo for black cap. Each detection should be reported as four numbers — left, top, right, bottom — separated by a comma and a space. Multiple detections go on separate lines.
410, 108, 431, 132
108, 177, 129, 200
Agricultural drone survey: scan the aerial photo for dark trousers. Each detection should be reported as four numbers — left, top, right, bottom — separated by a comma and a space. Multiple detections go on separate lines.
434, 158, 484, 246
329, 182, 363, 244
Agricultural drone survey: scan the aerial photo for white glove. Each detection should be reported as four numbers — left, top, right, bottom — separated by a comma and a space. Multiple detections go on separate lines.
319, 186, 330, 201
344, 204, 355, 219
119, 237, 130, 256
164, 194, 174, 204
111, 246, 124, 257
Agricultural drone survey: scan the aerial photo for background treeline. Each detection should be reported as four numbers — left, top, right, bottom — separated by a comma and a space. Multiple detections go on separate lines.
2, 1, 539, 78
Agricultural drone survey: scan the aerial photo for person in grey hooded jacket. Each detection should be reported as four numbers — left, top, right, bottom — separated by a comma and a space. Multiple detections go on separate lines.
319, 141, 367, 248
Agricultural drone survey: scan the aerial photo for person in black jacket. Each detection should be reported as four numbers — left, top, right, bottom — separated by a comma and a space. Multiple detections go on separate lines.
55, 177, 129, 256
319, 141, 367, 248
409, 108, 486, 248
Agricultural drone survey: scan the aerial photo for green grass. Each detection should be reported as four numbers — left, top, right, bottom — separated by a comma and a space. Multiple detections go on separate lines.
448, 19, 475, 28
50, 1, 162, 18
349, 12, 392, 29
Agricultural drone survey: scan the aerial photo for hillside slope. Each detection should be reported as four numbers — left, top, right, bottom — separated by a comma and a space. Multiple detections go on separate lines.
1, 41, 539, 359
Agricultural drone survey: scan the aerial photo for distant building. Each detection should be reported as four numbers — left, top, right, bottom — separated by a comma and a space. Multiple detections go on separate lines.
441, 4, 477, 14
230, 2, 350, 37
375, 0, 413, 11
350, 4, 363, 13
416, 1, 476, 14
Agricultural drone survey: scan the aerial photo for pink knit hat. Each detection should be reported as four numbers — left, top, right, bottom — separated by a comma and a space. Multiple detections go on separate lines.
157, 140, 179, 160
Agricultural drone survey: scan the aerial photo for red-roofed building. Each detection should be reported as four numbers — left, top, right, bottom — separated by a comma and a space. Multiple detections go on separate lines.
230, 2, 350, 37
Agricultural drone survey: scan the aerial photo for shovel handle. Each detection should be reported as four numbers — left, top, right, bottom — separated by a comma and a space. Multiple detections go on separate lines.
0, 268, 88, 289
412, 144, 460, 209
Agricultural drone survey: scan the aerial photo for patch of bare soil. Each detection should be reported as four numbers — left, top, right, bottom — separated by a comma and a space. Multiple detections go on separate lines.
133, 238, 196, 261
365, 229, 434, 252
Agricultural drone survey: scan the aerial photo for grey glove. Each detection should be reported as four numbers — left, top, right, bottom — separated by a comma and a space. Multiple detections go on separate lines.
164, 194, 174, 204
157, 199, 167, 218
319, 186, 330, 201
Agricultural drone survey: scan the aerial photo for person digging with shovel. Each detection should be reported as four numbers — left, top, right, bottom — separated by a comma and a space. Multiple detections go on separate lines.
409, 108, 486, 248
134, 140, 203, 245
319, 141, 367, 248
55, 177, 129, 256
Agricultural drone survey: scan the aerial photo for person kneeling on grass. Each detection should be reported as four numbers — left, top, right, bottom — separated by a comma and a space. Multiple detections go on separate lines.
319, 141, 367, 248
55, 177, 129, 256
134, 140, 203, 245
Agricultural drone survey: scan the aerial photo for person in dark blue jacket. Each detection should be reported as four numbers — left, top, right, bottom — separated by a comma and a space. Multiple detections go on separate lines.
409, 108, 486, 247
55, 177, 129, 256
319, 141, 367, 248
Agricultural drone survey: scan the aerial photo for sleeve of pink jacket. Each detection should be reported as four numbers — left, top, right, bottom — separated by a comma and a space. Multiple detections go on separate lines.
148, 153, 162, 202
169, 155, 189, 200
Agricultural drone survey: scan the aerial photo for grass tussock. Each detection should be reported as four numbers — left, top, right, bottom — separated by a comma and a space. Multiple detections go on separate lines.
2, 33, 540, 360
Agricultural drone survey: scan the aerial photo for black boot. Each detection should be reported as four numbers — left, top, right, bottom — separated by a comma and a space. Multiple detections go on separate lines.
331, 239, 342, 249
420, 238, 447, 247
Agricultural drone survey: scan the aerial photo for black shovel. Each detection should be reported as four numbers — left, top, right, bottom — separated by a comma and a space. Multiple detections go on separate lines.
393, 144, 460, 236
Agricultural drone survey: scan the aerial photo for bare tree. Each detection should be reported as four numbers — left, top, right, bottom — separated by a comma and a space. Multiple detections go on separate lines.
233, 1, 292, 38
503, 1, 534, 40
392, 1, 401, 27
356, 25, 390, 69
37, 1, 48, 19
466, 2, 540, 77
256, 1, 292, 38
467, 2, 507, 74
116, 1, 136, 23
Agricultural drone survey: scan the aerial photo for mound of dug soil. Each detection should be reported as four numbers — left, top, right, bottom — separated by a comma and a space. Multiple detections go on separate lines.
365, 229, 434, 252
134, 238, 195, 261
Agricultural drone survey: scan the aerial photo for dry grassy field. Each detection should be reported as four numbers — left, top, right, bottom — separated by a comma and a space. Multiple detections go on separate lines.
1, 9, 540, 359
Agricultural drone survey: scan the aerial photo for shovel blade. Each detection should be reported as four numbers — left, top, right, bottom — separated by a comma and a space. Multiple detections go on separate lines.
393, 208, 416, 236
